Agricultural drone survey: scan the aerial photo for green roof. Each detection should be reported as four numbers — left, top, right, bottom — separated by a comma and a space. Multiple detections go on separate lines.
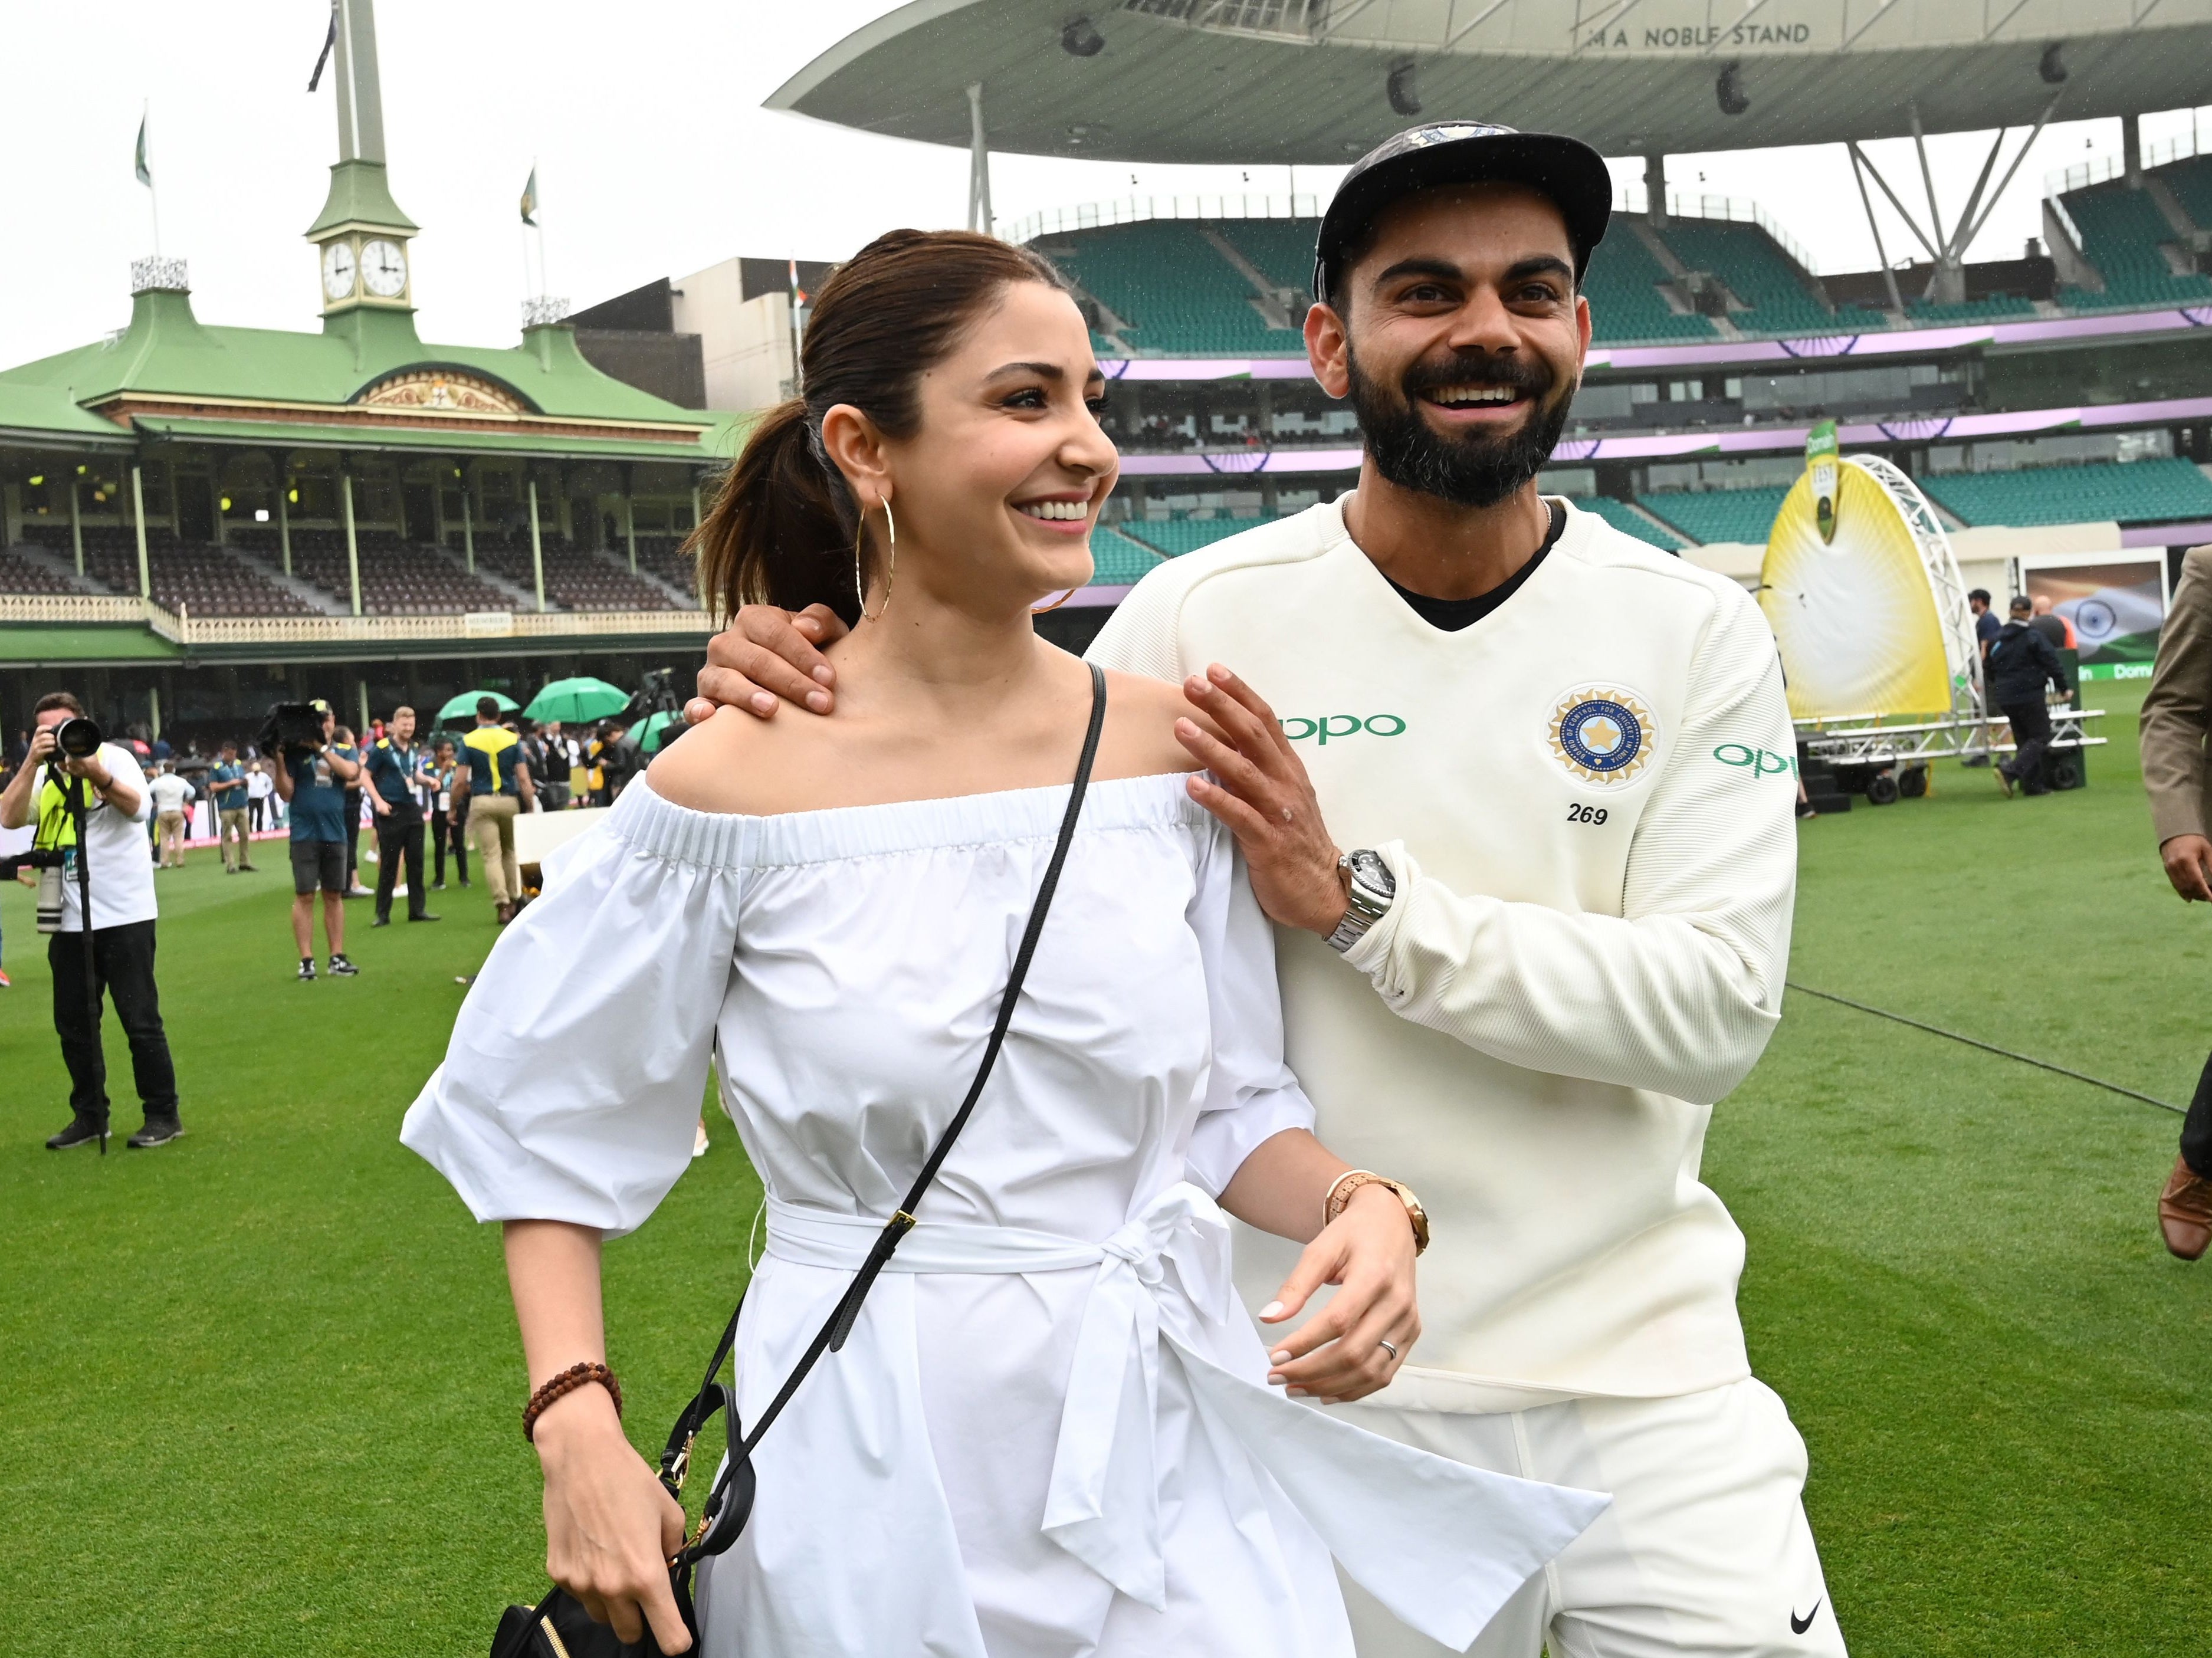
130, 414, 723, 464
304, 160, 419, 239
0, 624, 180, 664
0, 284, 744, 462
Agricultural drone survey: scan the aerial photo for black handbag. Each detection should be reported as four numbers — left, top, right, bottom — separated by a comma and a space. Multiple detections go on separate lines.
491, 665, 1110, 1658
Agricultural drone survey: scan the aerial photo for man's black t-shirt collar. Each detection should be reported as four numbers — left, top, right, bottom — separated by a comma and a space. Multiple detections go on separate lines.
1382, 498, 1567, 633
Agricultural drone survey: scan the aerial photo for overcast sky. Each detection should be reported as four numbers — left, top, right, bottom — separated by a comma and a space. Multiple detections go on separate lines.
4, 2, 2209, 371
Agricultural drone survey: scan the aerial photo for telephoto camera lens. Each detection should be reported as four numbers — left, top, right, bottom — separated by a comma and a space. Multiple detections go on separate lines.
54, 715, 103, 759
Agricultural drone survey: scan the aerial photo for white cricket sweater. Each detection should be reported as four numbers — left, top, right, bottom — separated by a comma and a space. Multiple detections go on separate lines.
1089, 497, 1797, 1407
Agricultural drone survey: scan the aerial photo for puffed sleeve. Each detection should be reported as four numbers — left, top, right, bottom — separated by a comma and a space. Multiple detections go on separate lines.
1181, 813, 1317, 1196
400, 787, 749, 1236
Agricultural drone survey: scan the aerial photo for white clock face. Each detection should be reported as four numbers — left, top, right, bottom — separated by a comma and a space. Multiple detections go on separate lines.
321, 241, 357, 301
361, 239, 408, 298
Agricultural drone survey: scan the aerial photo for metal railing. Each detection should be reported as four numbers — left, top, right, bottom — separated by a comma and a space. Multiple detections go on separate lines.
0, 593, 710, 646
1613, 182, 1824, 277
1006, 193, 1323, 247
2044, 119, 2212, 200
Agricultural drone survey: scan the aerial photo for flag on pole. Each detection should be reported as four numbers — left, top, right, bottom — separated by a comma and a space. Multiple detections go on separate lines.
520, 166, 539, 227
134, 114, 152, 189
308, 6, 338, 92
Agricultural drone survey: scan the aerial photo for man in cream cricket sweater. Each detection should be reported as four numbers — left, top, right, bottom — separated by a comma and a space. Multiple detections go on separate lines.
693, 124, 1835, 1658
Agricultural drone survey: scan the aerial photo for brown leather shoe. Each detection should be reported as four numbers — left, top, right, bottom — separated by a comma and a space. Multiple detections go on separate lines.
2158, 1155, 2212, 1260
495, 901, 516, 925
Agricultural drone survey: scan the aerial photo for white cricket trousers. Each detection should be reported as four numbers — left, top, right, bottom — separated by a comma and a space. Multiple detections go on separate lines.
1332, 1378, 1847, 1658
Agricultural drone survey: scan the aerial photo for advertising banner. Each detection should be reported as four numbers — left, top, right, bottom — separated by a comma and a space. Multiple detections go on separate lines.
2020, 557, 2166, 668
1759, 449, 1955, 718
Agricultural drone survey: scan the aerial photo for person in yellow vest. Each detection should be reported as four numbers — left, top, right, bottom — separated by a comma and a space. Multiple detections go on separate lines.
453, 698, 536, 923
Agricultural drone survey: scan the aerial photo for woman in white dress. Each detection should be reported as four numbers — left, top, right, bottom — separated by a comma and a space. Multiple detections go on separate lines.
403, 230, 1600, 1657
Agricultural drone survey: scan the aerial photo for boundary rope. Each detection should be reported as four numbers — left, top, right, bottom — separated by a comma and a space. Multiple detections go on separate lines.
1785, 981, 2184, 1114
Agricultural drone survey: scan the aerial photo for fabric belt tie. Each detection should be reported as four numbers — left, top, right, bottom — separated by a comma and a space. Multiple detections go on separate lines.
766, 1181, 1608, 1650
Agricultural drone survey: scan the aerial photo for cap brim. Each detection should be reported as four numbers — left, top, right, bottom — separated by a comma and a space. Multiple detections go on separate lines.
1317, 130, 1613, 296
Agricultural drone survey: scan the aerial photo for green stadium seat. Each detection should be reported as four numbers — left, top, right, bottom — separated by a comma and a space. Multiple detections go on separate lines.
1045, 222, 1304, 357
2057, 181, 2212, 310
1216, 219, 1321, 295
1636, 486, 1794, 546
1656, 220, 1834, 337
1582, 233, 1717, 344
1123, 517, 1275, 557
2161, 155, 2212, 237
1918, 458, 2212, 527
1087, 525, 1167, 586
1564, 495, 1688, 550
1904, 294, 2039, 324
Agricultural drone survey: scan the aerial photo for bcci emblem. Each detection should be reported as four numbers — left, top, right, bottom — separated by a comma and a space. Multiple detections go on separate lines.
1547, 687, 1656, 786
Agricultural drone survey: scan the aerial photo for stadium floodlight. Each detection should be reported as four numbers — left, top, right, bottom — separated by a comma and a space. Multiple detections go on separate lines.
1716, 62, 1750, 116
2039, 42, 2067, 84
1387, 58, 1422, 117
1061, 15, 1105, 56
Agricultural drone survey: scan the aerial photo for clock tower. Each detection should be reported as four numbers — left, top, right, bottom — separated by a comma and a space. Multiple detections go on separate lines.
306, 0, 419, 336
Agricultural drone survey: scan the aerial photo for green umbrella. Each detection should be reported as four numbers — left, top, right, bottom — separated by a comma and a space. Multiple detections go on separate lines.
525, 676, 631, 725
437, 689, 518, 727
638, 710, 684, 754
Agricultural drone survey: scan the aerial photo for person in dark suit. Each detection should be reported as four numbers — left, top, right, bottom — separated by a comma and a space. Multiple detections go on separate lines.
2142, 543, 2212, 1259
1987, 595, 2069, 797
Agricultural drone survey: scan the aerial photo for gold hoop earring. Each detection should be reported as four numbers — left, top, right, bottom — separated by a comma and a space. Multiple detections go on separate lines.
1030, 586, 1075, 615
855, 498, 895, 622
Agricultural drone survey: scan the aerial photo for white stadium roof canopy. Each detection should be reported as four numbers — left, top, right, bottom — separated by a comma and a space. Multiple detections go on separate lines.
768, 0, 2212, 162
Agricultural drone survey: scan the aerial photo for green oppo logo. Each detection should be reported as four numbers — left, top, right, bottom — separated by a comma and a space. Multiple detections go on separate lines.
1281, 714, 1409, 744
1714, 743, 1797, 777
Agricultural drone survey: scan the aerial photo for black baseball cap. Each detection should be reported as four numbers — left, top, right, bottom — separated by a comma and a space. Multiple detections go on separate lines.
1313, 122, 1613, 301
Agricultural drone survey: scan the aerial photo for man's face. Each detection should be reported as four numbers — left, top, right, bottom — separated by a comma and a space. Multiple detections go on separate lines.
321, 711, 336, 743
221, 745, 237, 760
1310, 183, 1590, 509
35, 708, 70, 736
392, 710, 416, 743
1970, 597, 1987, 615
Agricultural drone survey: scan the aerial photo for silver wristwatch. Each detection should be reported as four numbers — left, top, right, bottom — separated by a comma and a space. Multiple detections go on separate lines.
1326, 849, 1396, 953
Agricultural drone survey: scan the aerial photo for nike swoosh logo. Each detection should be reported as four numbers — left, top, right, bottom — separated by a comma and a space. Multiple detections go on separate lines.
1790, 1599, 1822, 1634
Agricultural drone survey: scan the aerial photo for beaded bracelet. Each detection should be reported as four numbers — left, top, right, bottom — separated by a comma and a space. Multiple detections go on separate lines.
523, 1360, 624, 1443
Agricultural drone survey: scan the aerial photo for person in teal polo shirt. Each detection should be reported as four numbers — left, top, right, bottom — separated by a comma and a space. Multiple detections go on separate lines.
273, 701, 362, 981
208, 740, 256, 874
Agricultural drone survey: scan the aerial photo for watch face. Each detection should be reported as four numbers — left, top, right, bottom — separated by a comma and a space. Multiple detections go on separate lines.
321, 241, 357, 300
1347, 849, 1395, 896
360, 239, 408, 298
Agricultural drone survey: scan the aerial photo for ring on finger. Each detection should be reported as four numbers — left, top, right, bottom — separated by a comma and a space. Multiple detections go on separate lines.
1377, 1337, 1399, 1361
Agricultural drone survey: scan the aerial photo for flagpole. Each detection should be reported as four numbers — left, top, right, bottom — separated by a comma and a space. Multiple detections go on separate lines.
141, 100, 162, 257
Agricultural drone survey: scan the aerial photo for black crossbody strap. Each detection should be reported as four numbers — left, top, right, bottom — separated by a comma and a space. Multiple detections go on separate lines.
689, 663, 1109, 1473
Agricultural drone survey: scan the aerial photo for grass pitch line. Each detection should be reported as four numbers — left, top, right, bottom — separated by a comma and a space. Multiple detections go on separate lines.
1785, 981, 2184, 1115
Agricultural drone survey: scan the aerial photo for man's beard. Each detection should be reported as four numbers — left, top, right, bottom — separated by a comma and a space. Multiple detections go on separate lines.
1347, 343, 1575, 509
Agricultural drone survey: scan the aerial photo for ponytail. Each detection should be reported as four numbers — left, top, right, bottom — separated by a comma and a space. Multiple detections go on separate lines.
691, 398, 858, 623
686, 228, 1071, 625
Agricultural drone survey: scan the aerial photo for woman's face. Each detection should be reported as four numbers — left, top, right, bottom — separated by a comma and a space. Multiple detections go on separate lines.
872, 280, 1120, 612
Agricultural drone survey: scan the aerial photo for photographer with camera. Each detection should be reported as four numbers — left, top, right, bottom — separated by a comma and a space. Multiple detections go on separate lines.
362, 704, 439, 928
268, 700, 363, 981
0, 691, 183, 1150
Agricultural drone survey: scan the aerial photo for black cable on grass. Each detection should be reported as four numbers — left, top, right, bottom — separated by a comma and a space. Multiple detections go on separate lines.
1785, 982, 2184, 1115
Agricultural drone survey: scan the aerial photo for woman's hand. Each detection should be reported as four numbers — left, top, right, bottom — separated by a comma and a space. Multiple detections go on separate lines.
1258, 1184, 1420, 1404
531, 1385, 693, 1653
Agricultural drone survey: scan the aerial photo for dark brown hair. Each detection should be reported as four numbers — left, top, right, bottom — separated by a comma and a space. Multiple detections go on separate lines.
688, 229, 1069, 622
34, 691, 85, 717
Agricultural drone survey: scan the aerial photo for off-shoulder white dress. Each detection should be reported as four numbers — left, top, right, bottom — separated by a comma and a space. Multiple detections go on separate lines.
402, 773, 1602, 1658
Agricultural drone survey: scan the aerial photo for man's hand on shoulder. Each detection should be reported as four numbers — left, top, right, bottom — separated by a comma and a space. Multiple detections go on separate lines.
1173, 664, 1349, 937
687, 605, 849, 725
